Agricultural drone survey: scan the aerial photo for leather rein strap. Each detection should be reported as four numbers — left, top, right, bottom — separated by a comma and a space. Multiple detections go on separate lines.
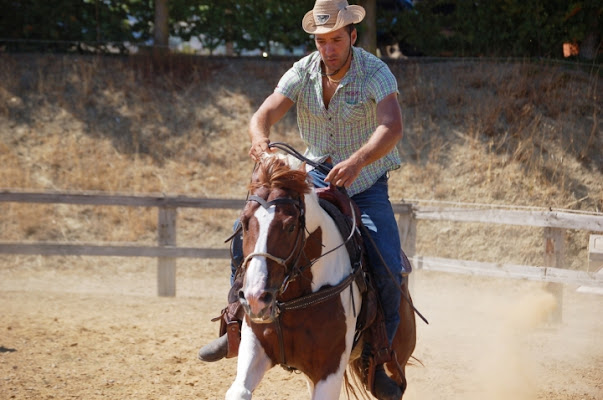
277, 266, 362, 312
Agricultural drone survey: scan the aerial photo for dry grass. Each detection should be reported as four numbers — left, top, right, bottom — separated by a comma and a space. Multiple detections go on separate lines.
0, 54, 601, 270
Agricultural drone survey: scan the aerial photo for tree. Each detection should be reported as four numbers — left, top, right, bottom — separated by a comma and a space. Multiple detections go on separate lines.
221, 0, 313, 55
1, 0, 597, 59
388, 0, 602, 59
154, 0, 169, 53
358, 0, 377, 55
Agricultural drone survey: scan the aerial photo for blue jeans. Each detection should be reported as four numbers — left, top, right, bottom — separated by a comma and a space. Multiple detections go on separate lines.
230, 167, 404, 344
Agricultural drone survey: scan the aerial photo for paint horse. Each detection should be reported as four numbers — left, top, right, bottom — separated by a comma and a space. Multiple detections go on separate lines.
226, 154, 416, 399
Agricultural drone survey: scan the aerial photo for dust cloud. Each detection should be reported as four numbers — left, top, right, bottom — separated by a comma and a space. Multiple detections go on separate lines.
473, 289, 557, 400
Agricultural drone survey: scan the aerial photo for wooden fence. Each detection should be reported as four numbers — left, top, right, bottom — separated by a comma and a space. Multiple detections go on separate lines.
0, 190, 243, 296
396, 203, 603, 281
2, 190, 603, 304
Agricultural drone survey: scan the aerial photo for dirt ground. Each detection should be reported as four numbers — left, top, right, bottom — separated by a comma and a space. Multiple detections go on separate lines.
0, 256, 601, 400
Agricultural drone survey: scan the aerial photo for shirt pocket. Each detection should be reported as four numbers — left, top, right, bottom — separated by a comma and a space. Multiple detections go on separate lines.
340, 99, 371, 122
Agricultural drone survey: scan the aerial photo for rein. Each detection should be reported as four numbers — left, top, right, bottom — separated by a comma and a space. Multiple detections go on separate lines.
268, 142, 332, 176
277, 267, 362, 312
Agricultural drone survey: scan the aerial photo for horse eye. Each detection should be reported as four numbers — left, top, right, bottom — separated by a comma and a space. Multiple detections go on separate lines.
287, 224, 296, 233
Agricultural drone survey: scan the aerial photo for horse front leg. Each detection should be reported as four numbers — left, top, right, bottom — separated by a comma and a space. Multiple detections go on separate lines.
225, 321, 272, 400
311, 370, 346, 400
310, 290, 361, 400
311, 346, 352, 400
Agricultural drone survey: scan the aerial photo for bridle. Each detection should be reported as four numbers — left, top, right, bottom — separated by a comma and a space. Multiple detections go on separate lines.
242, 193, 308, 297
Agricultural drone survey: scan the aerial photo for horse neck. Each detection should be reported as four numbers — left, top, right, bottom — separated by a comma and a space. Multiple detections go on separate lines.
303, 191, 353, 289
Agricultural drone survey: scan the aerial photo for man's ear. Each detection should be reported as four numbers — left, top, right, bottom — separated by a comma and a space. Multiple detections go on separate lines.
351, 28, 357, 46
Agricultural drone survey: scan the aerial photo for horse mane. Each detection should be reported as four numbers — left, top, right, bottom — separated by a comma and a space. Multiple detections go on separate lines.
249, 155, 312, 196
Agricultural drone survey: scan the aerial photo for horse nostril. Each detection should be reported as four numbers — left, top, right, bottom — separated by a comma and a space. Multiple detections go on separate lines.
238, 290, 246, 301
259, 291, 273, 304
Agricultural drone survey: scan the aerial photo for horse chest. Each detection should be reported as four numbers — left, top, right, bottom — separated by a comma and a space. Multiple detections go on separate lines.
250, 294, 350, 382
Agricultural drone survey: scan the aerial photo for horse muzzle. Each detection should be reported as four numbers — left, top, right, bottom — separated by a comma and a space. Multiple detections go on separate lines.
238, 289, 279, 323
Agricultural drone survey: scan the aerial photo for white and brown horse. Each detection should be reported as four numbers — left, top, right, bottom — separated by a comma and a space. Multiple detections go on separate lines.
225, 154, 416, 400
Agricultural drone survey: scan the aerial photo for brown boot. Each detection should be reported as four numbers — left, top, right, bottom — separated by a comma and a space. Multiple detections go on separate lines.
198, 334, 228, 362
373, 364, 402, 400
198, 301, 243, 362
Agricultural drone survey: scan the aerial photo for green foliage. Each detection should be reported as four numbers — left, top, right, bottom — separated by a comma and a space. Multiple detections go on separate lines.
381, 0, 601, 58
232, 0, 314, 54
0, 0, 314, 55
0, 0, 598, 57
0, 0, 140, 52
178, 0, 314, 55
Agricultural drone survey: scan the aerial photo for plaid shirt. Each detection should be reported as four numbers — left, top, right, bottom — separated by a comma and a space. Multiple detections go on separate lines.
275, 46, 401, 196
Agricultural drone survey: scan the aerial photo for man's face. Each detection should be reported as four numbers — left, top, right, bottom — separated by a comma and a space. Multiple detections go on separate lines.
314, 27, 357, 72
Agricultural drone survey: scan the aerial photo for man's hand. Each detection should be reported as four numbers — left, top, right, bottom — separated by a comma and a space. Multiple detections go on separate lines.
324, 158, 362, 188
248, 93, 294, 162
248, 137, 273, 161
324, 93, 403, 187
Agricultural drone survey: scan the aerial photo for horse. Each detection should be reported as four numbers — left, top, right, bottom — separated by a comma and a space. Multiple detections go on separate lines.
225, 153, 416, 400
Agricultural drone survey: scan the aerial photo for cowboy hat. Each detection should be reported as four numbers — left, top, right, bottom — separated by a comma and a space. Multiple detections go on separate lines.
302, 0, 365, 34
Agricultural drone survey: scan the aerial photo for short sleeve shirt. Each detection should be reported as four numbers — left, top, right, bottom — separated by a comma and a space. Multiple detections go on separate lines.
275, 46, 401, 196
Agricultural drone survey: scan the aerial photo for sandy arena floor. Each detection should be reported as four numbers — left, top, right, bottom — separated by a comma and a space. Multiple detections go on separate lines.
0, 257, 601, 400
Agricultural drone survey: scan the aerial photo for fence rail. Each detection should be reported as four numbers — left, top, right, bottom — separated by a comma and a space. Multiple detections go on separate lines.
0, 190, 245, 209
2, 190, 603, 301
414, 207, 603, 231
0, 242, 230, 259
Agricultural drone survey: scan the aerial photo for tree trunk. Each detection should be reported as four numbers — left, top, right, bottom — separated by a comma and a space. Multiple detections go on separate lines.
579, 31, 600, 60
358, 0, 377, 55
154, 0, 169, 56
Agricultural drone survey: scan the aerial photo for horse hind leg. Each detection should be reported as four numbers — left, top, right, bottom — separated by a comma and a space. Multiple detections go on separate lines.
388, 280, 417, 396
386, 352, 408, 394
311, 369, 347, 400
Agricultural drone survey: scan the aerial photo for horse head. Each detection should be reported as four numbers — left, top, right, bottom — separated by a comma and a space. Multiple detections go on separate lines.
237, 155, 312, 323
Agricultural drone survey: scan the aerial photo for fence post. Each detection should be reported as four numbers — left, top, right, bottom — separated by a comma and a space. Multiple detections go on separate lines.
158, 206, 177, 296
544, 227, 565, 323
397, 204, 417, 293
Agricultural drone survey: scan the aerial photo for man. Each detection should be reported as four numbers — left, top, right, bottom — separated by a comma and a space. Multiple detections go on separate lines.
200, 1, 407, 398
